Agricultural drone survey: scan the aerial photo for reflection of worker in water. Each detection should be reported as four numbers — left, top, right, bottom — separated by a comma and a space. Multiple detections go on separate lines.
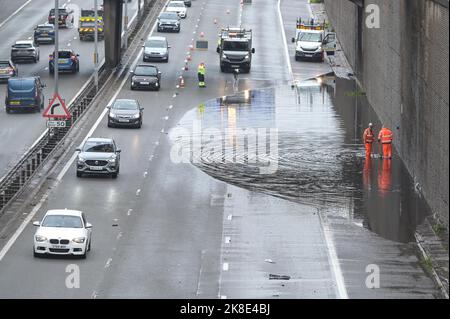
378, 125, 393, 159
363, 151, 372, 190
363, 122, 375, 157
378, 158, 392, 195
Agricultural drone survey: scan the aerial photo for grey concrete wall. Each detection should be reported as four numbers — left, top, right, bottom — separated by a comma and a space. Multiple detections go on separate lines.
324, 0, 449, 227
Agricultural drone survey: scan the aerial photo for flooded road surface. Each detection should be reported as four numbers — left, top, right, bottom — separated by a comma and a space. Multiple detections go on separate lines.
172, 77, 430, 244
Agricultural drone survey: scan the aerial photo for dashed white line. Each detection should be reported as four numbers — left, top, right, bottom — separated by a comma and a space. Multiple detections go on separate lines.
136, 189, 141, 196
104, 258, 112, 268
227, 214, 232, 221
222, 263, 229, 271
143, 171, 148, 178
127, 209, 133, 216
225, 236, 231, 244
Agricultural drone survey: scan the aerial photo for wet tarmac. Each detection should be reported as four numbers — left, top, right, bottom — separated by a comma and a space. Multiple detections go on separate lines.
174, 76, 430, 244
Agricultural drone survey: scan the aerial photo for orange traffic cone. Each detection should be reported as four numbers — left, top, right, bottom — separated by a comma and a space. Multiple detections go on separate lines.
179, 75, 185, 88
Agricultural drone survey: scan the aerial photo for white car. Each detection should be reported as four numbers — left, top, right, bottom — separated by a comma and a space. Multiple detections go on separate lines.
166, 1, 187, 18
33, 209, 92, 259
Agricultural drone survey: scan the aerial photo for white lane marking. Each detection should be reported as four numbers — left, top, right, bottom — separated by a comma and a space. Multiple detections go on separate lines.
168, 105, 173, 109
172, 94, 177, 98
91, 291, 98, 299
127, 209, 133, 216
227, 214, 232, 221
220, 295, 227, 299
277, 0, 293, 81
0, 191, 50, 262
307, 2, 313, 18
0, 1, 167, 262
317, 212, 348, 299
136, 189, 141, 196
117, 232, 122, 240
164, 116, 169, 120
155, 141, 159, 145
222, 263, 229, 271
160, 128, 164, 133
0, 0, 32, 29
225, 236, 231, 244
104, 258, 112, 268
143, 171, 148, 177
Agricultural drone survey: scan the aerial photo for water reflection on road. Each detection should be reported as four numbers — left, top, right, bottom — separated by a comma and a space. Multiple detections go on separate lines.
174, 77, 430, 243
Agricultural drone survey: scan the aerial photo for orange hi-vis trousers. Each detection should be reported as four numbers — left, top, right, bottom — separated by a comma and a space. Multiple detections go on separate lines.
382, 143, 392, 159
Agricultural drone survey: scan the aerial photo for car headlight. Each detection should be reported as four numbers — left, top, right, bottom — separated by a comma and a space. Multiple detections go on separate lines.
108, 157, 117, 163
109, 112, 117, 118
222, 54, 227, 59
72, 237, 85, 244
244, 54, 249, 59
155, 82, 159, 87
77, 157, 85, 164
35, 235, 47, 242
133, 113, 140, 119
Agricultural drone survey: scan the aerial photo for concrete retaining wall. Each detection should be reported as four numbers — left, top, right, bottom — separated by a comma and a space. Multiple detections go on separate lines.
324, 0, 449, 227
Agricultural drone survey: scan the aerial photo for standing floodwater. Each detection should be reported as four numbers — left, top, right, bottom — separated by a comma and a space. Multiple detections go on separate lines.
173, 77, 430, 243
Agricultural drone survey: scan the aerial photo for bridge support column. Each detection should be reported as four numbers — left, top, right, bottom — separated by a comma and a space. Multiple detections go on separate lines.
104, 0, 123, 68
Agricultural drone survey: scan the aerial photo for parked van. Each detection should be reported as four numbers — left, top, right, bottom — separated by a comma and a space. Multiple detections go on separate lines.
5, 77, 45, 113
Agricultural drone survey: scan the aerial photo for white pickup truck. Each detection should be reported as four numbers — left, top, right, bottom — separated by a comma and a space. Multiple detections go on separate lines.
291, 18, 336, 62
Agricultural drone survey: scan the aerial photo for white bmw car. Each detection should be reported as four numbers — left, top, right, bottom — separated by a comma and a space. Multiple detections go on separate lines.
33, 209, 92, 259
165, 1, 187, 18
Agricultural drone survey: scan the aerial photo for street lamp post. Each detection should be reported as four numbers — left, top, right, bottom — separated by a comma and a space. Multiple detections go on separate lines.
54, 0, 59, 95
94, 0, 99, 91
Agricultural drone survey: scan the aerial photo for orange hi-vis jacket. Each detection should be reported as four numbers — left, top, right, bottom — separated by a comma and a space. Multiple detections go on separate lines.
378, 127, 393, 144
363, 128, 374, 143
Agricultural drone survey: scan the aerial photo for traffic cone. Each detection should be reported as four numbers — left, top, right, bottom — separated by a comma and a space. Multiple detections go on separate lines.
179, 75, 185, 88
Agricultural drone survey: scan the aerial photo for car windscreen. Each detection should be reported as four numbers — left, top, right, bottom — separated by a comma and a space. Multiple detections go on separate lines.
145, 40, 166, 48
42, 215, 83, 228
159, 12, 178, 19
112, 100, 139, 110
83, 141, 114, 152
134, 66, 157, 76
57, 51, 72, 58
298, 32, 322, 42
0, 62, 10, 68
37, 26, 54, 32
168, 2, 184, 7
223, 41, 249, 51
13, 43, 32, 49
50, 9, 68, 15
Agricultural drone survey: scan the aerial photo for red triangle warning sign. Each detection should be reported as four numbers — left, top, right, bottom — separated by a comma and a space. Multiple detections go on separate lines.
43, 93, 71, 119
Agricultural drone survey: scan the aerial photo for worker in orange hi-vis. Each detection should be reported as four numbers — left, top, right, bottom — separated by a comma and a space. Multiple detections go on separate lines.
363, 123, 375, 157
377, 125, 393, 159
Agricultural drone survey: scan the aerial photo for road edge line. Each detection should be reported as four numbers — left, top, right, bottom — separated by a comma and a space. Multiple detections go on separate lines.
0, 0, 32, 29
277, 0, 293, 81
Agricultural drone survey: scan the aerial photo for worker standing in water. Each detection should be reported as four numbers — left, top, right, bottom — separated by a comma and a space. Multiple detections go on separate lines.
198, 62, 206, 87
363, 123, 375, 157
377, 125, 394, 159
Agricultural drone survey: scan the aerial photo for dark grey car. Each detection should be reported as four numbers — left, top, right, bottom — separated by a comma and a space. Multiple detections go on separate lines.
131, 64, 161, 91
76, 137, 121, 178
107, 99, 144, 128
11, 40, 40, 63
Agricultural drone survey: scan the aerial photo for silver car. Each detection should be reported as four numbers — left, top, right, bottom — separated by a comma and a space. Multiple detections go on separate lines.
142, 36, 170, 62
11, 40, 40, 63
76, 137, 121, 178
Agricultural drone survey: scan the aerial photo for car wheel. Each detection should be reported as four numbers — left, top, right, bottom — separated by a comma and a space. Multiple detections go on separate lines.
137, 120, 142, 129
107, 120, 113, 128
33, 247, 39, 258
80, 251, 87, 259
165, 56, 169, 63
76, 171, 82, 178
88, 239, 91, 252
34, 57, 38, 63
111, 172, 118, 179
35, 105, 40, 113
220, 65, 225, 72
5, 107, 11, 114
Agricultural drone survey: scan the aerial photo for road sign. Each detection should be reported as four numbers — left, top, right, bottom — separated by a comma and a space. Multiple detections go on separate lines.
46, 120, 68, 128
42, 93, 71, 119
